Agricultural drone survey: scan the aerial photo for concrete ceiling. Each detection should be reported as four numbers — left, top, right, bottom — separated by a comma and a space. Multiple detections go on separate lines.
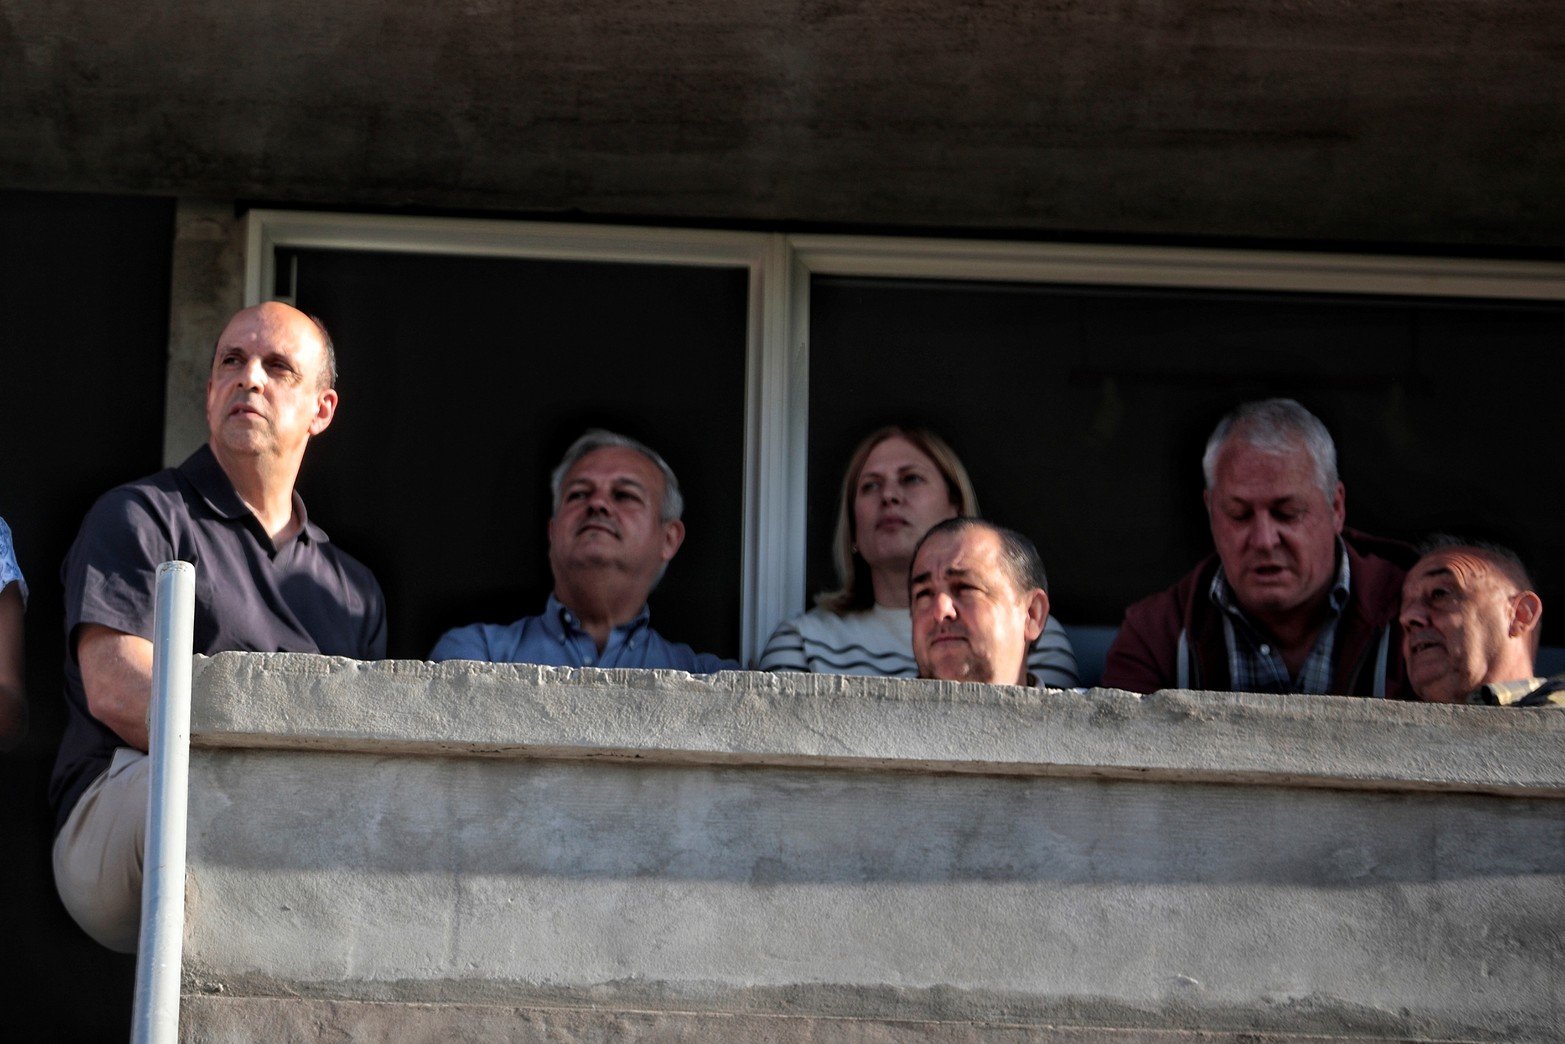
3, 1, 1562, 250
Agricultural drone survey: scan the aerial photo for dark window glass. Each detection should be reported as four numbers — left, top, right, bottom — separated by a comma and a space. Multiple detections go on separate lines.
0, 188, 176, 1040
290, 248, 749, 661
808, 274, 1565, 627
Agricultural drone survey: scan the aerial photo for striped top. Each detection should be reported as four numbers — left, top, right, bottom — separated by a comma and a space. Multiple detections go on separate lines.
757, 603, 1079, 687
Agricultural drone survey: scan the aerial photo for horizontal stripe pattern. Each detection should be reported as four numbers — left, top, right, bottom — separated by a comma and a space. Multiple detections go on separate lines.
758, 606, 1079, 687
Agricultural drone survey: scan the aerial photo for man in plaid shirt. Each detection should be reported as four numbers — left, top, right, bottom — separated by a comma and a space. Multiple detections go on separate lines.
1103, 399, 1414, 698
1401, 539, 1562, 707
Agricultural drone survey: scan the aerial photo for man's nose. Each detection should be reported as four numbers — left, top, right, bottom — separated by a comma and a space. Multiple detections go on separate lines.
1399, 599, 1426, 630
935, 591, 957, 620
1248, 513, 1280, 549
237, 356, 266, 389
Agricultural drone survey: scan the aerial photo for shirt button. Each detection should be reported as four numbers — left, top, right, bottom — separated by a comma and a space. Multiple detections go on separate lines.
1260, 644, 1271, 656
584, 656, 595, 666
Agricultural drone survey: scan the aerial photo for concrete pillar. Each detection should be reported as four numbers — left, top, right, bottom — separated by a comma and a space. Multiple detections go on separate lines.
163, 199, 244, 466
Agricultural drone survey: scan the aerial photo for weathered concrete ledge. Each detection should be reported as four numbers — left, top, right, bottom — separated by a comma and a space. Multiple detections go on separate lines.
191, 652, 1565, 798
178, 994, 1393, 1043
179, 653, 1565, 1041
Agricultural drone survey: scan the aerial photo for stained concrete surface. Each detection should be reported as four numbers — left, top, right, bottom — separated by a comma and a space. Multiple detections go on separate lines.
182, 750, 1564, 1038
179, 995, 1407, 1043
177, 655, 1565, 1040
161, 199, 245, 466
190, 654, 1565, 796
4, 2, 1564, 248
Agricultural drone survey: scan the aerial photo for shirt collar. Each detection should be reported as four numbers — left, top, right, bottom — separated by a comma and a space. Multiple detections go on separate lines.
543, 592, 651, 642
1467, 676, 1547, 706
177, 443, 326, 545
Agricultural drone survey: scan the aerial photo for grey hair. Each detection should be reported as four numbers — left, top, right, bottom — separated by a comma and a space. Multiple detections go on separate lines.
549, 430, 684, 522
1201, 398, 1338, 499
910, 517, 1049, 597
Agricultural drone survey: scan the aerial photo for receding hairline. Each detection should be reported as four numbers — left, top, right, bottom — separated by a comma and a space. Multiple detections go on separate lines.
1206, 436, 1331, 491
1413, 542, 1534, 595
212, 303, 337, 390
560, 454, 658, 493
1202, 398, 1338, 499
549, 429, 684, 524
910, 517, 1048, 597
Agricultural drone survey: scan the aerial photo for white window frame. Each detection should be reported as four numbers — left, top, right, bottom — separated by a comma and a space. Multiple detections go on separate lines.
246, 210, 1565, 663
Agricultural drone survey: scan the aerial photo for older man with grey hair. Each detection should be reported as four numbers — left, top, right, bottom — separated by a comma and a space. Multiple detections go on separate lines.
431, 430, 737, 672
1103, 399, 1414, 697
1401, 537, 1561, 707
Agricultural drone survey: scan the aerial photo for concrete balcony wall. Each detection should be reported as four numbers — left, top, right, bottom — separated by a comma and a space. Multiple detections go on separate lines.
178, 654, 1565, 1041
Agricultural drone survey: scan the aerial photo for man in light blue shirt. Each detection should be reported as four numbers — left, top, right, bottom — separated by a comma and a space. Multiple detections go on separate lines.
431, 431, 738, 673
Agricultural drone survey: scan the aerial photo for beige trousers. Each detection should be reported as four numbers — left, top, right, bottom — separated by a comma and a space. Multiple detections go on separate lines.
52, 747, 148, 953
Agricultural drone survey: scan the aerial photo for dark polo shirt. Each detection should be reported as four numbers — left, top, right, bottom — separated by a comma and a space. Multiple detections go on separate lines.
50, 445, 386, 832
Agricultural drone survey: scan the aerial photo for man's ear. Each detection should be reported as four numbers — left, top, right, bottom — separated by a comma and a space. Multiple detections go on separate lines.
1024, 589, 1049, 644
661, 519, 686, 562
1512, 591, 1543, 637
308, 388, 339, 437
1331, 482, 1346, 534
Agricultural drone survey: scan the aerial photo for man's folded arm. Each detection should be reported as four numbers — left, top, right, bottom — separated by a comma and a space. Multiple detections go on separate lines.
77, 624, 154, 753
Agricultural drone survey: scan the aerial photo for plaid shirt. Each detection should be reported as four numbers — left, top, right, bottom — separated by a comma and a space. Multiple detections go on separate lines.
1209, 542, 1352, 695
1467, 677, 1565, 708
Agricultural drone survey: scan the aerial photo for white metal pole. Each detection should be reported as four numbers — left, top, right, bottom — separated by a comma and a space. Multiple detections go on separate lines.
132, 561, 196, 1044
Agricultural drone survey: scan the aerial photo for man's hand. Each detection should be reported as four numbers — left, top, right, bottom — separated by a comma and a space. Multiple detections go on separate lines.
77, 624, 154, 752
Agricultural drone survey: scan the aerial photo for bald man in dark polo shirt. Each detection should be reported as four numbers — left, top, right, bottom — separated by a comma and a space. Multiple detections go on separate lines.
51, 302, 385, 952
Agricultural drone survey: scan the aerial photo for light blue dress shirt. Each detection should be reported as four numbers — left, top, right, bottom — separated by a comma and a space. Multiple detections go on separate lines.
430, 593, 738, 674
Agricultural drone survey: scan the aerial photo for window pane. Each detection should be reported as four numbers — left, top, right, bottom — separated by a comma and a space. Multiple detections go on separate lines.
292, 248, 749, 660
808, 274, 1565, 627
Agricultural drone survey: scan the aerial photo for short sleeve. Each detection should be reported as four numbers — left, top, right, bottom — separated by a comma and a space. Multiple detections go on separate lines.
63, 488, 178, 643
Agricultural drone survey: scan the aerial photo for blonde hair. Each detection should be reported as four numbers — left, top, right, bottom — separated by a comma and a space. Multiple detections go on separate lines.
816, 426, 978, 614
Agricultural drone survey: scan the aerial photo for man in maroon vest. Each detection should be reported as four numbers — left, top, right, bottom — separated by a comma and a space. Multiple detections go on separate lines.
1103, 399, 1412, 698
